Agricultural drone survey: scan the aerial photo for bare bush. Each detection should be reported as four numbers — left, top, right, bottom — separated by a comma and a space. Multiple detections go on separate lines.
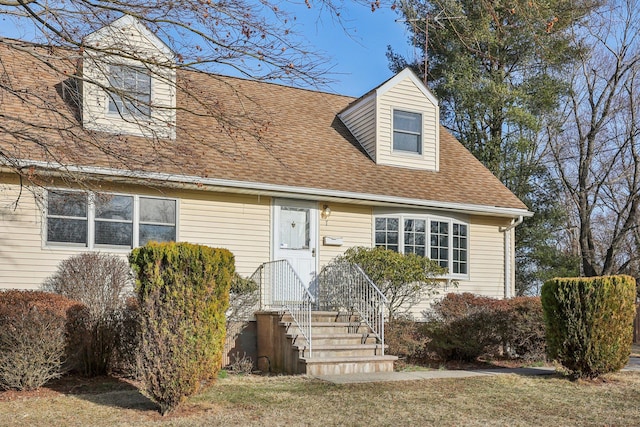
43, 253, 132, 376
0, 291, 83, 391
43, 252, 132, 320
229, 352, 254, 375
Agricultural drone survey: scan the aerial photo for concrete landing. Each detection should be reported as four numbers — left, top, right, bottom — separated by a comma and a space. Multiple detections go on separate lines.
315, 366, 554, 384
316, 356, 640, 384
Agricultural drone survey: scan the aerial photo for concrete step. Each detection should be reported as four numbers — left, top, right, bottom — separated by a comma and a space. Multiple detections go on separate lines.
294, 343, 385, 358
281, 311, 360, 323
300, 355, 398, 376
289, 333, 378, 346
282, 321, 369, 335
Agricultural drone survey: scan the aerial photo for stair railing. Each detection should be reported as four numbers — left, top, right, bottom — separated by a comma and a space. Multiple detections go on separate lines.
316, 260, 388, 355
251, 259, 313, 356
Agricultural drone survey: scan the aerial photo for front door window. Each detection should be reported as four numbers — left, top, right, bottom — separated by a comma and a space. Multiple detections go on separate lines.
279, 207, 310, 249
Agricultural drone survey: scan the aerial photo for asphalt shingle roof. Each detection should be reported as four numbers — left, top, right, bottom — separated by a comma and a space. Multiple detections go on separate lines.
0, 40, 528, 212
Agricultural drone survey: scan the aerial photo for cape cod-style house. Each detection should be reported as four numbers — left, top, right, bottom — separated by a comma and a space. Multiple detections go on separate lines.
0, 16, 531, 374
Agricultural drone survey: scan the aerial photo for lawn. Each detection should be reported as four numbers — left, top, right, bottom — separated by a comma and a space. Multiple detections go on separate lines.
2, 371, 640, 426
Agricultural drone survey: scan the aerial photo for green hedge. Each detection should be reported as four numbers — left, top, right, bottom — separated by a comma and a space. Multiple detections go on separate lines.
130, 242, 234, 415
541, 275, 636, 379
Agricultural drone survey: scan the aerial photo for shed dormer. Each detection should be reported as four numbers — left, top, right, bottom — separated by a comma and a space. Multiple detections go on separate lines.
81, 15, 176, 139
338, 68, 440, 171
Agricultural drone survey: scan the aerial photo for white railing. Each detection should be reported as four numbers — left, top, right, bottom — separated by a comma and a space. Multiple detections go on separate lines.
316, 260, 388, 354
251, 259, 313, 356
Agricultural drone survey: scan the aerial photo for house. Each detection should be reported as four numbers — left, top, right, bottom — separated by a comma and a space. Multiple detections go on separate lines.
0, 16, 531, 373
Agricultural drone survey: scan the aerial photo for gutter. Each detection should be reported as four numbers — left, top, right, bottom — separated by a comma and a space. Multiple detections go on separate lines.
500, 216, 524, 299
1, 159, 533, 218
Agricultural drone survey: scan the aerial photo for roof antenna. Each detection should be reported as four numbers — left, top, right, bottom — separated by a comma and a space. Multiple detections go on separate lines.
396, 7, 463, 86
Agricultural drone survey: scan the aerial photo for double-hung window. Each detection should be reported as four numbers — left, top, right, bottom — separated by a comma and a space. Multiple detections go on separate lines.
45, 190, 176, 248
108, 65, 151, 116
393, 110, 422, 154
375, 214, 468, 277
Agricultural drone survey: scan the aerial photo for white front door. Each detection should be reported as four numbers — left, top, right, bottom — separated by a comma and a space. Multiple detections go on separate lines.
273, 199, 318, 286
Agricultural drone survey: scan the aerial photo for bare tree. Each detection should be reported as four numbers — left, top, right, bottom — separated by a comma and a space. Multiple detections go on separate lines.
0, 0, 377, 188
547, 0, 640, 277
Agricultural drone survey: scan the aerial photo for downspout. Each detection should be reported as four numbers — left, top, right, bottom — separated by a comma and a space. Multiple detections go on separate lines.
500, 216, 523, 299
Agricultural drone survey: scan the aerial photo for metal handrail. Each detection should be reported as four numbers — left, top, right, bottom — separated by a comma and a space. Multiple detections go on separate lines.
250, 259, 313, 356
316, 260, 388, 355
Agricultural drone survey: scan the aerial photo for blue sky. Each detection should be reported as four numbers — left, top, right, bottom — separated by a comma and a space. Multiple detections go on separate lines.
0, 3, 413, 97
288, 3, 413, 96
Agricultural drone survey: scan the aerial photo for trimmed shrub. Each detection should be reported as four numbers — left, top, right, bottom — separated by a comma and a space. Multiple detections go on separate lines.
541, 275, 636, 379
384, 319, 429, 363
425, 293, 545, 362
0, 290, 84, 390
130, 242, 234, 415
43, 252, 132, 376
341, 246, 447, 320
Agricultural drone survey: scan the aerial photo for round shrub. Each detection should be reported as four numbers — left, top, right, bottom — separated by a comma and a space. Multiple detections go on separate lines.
425, 293, 545, 362
130, 242, 234, 415
541, 275, 636, 379
0, 290, 84, 390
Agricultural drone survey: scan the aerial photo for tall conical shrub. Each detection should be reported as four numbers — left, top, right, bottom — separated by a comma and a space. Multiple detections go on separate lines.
130, 242, 234, 415
541, 275, 636, 379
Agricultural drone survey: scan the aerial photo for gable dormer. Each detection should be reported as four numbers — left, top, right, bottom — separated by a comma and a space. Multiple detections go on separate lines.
339, 68, 440, 171
81, 15, 176, 139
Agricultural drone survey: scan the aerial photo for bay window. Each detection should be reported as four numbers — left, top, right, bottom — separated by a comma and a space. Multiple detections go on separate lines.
375, 214, 469, 277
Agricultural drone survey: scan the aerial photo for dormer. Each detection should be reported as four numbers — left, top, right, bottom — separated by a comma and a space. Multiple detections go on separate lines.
339, 68, 440, 171
81, 15, 176, 139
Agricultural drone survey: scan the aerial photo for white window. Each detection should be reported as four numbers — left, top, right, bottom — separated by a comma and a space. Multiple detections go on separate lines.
108, 65, 151, 116
375, 214, 469, 277
45, 190, 176, 248
393, 110, 422, 154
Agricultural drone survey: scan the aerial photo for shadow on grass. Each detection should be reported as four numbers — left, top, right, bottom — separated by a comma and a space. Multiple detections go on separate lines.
46, 375, 158, 412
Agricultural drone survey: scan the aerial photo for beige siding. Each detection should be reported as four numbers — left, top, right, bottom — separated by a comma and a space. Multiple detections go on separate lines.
0, 178, 95, 289
318, 203, 373, 267
179, 191, 271, 278
82, 20, 176, 139
338, 96, 377, 160
0, 176, 270, 289
377, 76, 439, 171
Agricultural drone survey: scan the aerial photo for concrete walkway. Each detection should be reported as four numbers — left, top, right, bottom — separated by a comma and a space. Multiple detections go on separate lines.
316, 357, 640, 384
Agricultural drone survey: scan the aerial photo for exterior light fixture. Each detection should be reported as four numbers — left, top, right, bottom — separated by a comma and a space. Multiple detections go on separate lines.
321, 204, 331, 220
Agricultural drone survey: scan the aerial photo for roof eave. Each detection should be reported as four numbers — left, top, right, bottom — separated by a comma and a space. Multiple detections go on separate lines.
2, 160, 533, 218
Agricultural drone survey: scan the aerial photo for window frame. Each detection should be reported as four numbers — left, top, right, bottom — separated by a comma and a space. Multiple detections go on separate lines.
373, 212, 470, 280
392, 109, 423, 155
107, 64, 152, 117
44, 189, 177, 250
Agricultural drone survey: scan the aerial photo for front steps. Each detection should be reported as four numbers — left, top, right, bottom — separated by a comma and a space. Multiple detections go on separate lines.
256, 310, 397, 375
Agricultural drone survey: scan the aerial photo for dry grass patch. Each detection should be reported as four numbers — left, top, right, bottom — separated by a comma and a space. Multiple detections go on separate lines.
1, 372, 640, 426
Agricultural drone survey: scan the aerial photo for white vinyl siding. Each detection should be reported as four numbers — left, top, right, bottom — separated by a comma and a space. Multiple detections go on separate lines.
377, 76, 438, 170
338, 96, 377, 160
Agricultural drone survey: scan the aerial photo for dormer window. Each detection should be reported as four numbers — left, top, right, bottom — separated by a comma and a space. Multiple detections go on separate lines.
393, 110, 422, 154
108, 65, 151, 116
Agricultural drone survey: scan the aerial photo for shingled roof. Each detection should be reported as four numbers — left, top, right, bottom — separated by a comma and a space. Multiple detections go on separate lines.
0, 39, 529, 216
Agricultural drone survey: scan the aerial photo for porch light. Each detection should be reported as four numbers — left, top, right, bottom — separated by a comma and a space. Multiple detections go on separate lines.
321, 204, 331, 220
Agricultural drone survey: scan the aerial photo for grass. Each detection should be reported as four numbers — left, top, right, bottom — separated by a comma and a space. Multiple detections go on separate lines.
2, 371, 640, 426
